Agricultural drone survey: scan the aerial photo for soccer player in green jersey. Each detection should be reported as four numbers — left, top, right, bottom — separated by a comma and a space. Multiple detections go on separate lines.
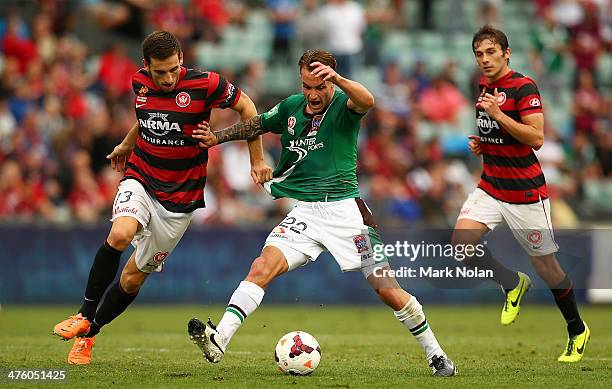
188, 50, 456, 376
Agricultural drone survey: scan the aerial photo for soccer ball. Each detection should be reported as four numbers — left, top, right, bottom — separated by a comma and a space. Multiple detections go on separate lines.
274, 331, 321, 375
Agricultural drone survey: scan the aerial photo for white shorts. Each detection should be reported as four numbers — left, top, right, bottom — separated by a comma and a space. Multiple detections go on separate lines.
264, 198, 388, 278
457, 188, 558, 256
111, 179, 193, 273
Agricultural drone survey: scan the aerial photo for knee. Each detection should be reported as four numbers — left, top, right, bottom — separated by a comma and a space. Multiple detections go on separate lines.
120, 272, 144, 294
375, 287, 407, 310
376, 288, 395, 303
451, 229, 477, 247
530, 255, 563, 277
530, 258, 546, 275
245, 256, 277, 288
107, 228, 135, 251
450, 230, 462, 247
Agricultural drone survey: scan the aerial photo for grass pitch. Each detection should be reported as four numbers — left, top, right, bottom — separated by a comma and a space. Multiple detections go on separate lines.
0, 304, 610, 388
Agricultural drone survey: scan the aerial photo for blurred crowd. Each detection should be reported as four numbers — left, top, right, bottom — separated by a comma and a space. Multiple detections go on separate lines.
0, 0, 610, 227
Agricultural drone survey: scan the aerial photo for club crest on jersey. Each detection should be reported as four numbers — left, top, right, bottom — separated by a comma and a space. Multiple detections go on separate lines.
529, 98, 541, 107
353, 234, 368, 253
138, 85, 148, 96
307, 115, 323, 136
497, 91, 507, 105
287, 116, 296, 135
176, 91, 191, 108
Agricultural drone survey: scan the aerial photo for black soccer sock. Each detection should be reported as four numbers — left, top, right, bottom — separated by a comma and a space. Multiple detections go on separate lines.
551, 275, 585, 337
86, 281, 138, 338
466, 246, 520, 291
78, 241, 123, 320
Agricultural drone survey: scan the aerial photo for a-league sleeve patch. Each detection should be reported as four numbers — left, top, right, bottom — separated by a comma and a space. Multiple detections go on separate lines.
263, 104, 279, 119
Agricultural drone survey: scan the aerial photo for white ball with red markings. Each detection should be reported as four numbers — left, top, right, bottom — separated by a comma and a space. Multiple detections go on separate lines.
274, 331, 321, 375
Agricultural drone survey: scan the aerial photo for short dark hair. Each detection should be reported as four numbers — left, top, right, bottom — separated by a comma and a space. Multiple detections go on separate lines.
142, 31, 181, 64
472, 25, 509, 54
298, 49, 337, 72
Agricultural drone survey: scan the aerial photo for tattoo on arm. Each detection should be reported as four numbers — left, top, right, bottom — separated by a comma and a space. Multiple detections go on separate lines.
215, 115, 268, 144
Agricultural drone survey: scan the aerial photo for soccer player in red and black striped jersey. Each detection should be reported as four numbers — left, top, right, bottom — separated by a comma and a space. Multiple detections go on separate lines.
52, 31, 273, 365
452, 26, 589, 362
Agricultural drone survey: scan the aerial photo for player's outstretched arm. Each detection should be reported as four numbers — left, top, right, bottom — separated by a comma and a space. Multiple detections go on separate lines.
231, 92, 273, 184
192, 115, 269, 148
106, 121, 139, 172
310, 61, 375, 114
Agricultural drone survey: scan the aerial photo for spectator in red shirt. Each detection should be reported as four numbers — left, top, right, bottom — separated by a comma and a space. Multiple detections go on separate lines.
1, 14, 37, 74
0, 159, 52, 221
418, 75, 466, 124
569, 1, 604, 84
150, 0, 193, 41
572, 69, 603, 136
97, 43, 138, 99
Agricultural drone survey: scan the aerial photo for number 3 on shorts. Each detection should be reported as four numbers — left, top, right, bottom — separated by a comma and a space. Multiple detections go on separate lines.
113, 190, 133, 207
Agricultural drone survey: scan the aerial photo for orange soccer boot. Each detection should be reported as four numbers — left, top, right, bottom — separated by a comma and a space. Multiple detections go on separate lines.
68, 336, 96, 365
53, 313, 90, 340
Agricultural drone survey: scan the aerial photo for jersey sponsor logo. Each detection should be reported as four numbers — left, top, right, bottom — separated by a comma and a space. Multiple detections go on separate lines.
287, 116, 296, 135
138, 85, 148, 96
477, 111, 500, 135
480, 136, 504, 144
153, 251, 169, 264
273, 227, 286, 234
112, 206, 138, 217
497, 91, 507, 105
459, 207, 471, 216
287, 138, 325, 161
287, 140, 308, 163
175, 91, 191, 108
263, 103, 279, 119
529, 98, 541, 107
139, 112, 182, 136
140, 132, 185, 145
353, 234, 368, 254
269, 233, 289, 240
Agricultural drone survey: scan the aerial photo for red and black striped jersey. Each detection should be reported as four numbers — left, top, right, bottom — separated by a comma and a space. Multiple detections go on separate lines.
124, 67, 241, 213
476, 70, 547, 204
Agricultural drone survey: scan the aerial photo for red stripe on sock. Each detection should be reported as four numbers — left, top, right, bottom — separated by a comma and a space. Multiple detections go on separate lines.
554, 280, 573, 300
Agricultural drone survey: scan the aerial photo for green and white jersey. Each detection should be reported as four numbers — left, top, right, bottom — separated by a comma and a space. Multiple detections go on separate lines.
261, 89, 365, 202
